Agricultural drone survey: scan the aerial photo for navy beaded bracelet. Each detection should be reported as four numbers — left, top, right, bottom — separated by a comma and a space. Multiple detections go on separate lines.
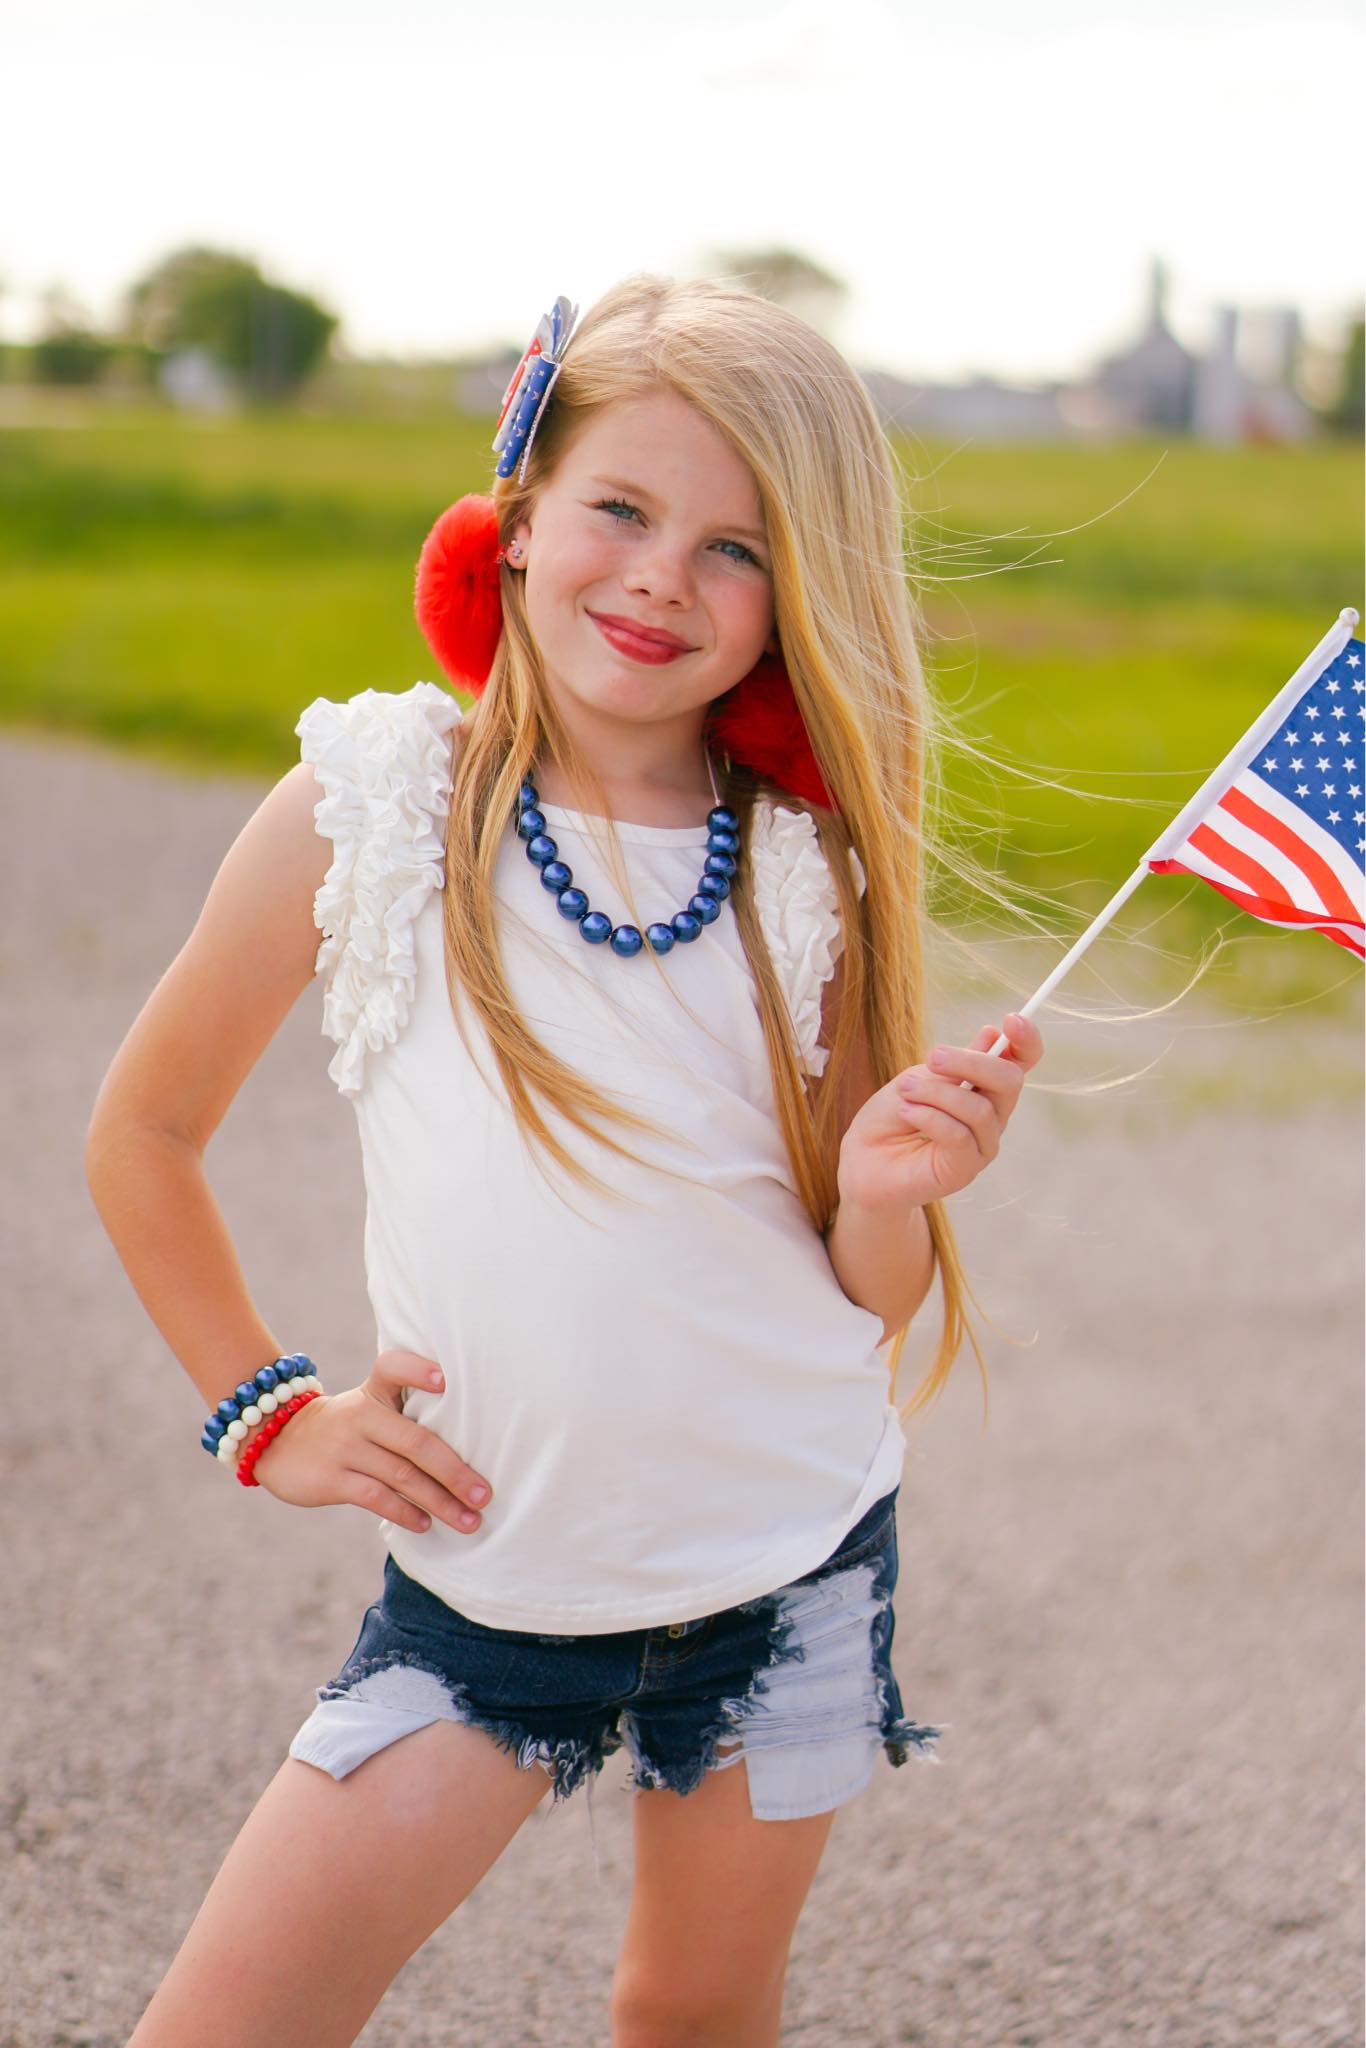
201, 1354, 323, 1468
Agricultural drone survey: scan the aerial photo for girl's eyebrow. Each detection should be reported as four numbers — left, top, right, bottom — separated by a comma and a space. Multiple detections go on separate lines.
586, 474, 769, 549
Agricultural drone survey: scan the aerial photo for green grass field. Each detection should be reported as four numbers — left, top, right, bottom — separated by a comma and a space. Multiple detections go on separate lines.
1, 399, 1360, 1015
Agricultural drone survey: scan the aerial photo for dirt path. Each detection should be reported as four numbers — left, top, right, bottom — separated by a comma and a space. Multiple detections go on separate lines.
1, 725, 1361, 2048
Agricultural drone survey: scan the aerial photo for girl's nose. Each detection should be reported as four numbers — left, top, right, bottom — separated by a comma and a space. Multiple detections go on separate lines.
624, 547, 695, 608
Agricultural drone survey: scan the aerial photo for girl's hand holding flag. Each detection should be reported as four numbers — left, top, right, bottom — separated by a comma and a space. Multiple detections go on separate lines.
836, 1013, 1045, 1213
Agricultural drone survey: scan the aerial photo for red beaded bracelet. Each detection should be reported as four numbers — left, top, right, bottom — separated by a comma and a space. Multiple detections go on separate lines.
236, 1386, 324, 1487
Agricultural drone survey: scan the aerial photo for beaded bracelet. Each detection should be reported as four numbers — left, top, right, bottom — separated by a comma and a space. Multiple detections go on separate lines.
235, 1385, 324, 1487
200, 1354, 324, 1470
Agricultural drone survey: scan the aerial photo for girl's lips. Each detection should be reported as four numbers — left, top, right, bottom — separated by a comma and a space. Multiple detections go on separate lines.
589, 613, 692, 665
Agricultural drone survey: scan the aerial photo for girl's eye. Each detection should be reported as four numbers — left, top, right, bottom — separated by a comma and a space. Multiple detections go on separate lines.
592, 498, 760, 568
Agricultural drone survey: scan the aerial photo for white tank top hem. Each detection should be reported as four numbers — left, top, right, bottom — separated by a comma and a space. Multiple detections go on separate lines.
296, 680, 906, 1636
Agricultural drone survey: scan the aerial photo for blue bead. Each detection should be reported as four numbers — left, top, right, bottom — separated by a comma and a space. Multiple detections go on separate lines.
254, 1364, 280, 1392
708, 828, 739, 855
519, 780, 537, 807
708, 805, 739, 833
234, 1381, 258, 1409
541, 860, 572, 891
526, 833, 558, 865
580, 912, 612, 943
216, 1397, 241, 1423
671, 910, 702, 942
646, 922, 676, 954
517, 807, 546, 840
609, 924, 644, 956
204, 1416, 227, 1442
698, 874, 730, 901
557, 887, 589, 921
704, 852, 737, 879
689, 893, 722, 923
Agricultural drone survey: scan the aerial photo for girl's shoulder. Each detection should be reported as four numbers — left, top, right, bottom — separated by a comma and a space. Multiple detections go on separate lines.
295, 682, 466, 1097
750, 797, 867, 1080
296, 679, 465, 791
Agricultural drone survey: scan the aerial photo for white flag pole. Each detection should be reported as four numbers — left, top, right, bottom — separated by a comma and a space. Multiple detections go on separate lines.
976, 605, 1362, 1062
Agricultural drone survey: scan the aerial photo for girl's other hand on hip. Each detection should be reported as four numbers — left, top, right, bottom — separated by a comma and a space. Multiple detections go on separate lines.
252, 1348, 494, 1536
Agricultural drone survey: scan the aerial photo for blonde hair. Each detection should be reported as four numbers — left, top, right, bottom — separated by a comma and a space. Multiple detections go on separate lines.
440, 272, 994, 1423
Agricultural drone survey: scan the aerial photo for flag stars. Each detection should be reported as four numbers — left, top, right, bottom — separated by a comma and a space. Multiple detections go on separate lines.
1322, 784, 1336, 797
1262, 757, 1278, 772
1326, 678, 1341, 693
1328, 810, 1342, 824
1296, 784, 1311, 798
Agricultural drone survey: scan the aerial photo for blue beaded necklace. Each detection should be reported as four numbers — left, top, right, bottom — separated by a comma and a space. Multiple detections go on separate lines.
516, 764, 741, 959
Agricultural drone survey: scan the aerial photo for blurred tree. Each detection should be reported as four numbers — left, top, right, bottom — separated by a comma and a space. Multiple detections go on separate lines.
693, 246, 849, 341
122, 245, 340, 401
32, 283, 115, 385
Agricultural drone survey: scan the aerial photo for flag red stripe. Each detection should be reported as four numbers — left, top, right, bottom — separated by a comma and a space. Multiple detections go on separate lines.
1218, 784, 1360, 922
1150, 859, 1366, 951
1188, 821, 1291, 908
1151, 858, 1317, 923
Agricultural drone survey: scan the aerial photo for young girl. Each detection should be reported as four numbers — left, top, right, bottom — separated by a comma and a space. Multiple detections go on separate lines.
89, 275, 1043, 2048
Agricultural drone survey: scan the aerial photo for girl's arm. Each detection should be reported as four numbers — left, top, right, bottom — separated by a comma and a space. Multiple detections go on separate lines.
84, 756, 495, 1537
84, 761, 333, 1410
816, 953, 936, 1347
815, 957, 1043, 1347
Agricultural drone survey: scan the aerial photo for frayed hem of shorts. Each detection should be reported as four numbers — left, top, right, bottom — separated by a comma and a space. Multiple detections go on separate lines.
623, 1584, 810, 1801
316, 1649, 622, 1806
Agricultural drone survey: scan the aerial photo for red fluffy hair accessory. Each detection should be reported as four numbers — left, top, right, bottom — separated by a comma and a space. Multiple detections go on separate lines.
414, 494, 836, 811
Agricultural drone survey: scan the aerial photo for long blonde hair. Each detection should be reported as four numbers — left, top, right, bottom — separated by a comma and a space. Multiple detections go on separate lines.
440, 272, 991, 1423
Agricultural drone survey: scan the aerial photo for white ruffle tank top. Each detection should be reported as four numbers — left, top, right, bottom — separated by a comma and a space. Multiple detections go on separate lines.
296, 681, 906, 1632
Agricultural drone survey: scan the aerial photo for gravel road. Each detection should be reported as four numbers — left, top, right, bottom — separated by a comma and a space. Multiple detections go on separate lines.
2, 724, 1361, 2048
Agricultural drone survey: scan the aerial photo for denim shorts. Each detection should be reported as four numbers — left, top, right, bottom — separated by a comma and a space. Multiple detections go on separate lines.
288, 1485, 941, 1824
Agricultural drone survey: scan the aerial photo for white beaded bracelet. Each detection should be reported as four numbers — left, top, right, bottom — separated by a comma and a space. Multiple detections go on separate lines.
200, 1356, 325, 1469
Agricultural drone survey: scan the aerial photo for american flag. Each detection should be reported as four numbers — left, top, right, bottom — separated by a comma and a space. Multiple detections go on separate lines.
1147, 634, 1366, 959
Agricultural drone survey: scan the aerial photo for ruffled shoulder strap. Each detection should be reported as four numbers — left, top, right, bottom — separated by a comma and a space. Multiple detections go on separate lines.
749, 797, 867, 1079
295, 681, 462, 1097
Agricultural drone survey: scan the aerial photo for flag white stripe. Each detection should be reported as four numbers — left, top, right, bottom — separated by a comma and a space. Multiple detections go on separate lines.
1200, 797, 1325, 910
1166, 839, 1274, 897
1232, 769, 1366, 907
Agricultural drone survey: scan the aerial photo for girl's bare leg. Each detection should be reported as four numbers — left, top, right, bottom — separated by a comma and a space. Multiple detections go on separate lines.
127, 1719, 553, 2048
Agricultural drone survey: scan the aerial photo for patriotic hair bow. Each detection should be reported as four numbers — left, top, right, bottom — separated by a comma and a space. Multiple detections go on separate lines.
492, 294, 579, 483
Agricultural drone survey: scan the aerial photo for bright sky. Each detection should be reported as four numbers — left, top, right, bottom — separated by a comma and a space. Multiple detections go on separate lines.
3, 0, 1359, 384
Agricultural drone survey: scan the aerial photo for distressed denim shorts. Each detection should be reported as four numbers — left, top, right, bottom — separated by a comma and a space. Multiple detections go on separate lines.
288, 1485, 941, 1824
